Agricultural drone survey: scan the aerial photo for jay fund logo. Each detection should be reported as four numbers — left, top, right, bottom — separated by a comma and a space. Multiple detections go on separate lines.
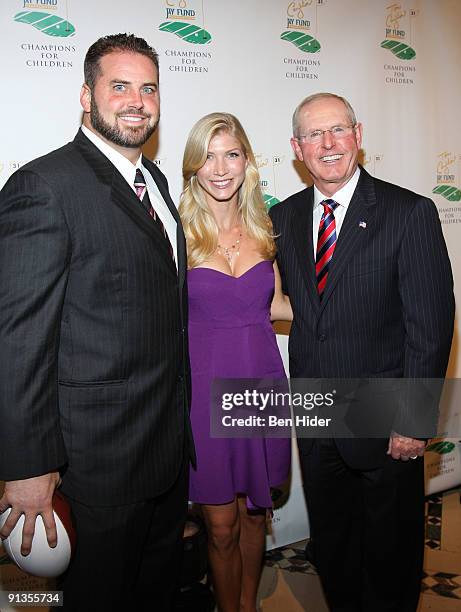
380, 3, 416, 60
159, 0, 212, 44
281, 0, 321, 54
15, 1, 75, 38
256, 154, 285, 210
432, 153, 461, 202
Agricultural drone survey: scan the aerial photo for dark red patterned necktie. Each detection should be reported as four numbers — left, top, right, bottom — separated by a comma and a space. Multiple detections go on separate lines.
134, 168, 174, 259
315, 199, 339, 299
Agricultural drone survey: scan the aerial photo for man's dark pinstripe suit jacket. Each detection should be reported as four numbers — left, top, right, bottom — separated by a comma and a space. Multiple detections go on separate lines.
0, 129, 194, 506
270, 167, 455, 469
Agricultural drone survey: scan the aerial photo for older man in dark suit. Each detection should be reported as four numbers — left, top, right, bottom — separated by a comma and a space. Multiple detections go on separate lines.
270, 92, 454, 611
0, 33, 193, 610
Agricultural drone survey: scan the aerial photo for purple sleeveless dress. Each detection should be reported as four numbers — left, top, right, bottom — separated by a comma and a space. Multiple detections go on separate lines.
188, 260, 291, 509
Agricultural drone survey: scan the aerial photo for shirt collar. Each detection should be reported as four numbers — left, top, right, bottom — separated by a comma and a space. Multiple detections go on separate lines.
313, 166, 361, 210
81, 125, 142, 188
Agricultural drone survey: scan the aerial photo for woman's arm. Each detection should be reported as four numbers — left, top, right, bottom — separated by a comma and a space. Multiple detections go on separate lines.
270, 260, 293, 321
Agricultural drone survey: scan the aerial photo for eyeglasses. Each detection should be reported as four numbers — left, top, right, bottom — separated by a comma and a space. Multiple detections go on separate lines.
295, 124, 356, 145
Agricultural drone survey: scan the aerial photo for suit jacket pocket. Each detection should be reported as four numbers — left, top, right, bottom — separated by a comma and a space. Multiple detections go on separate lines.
58, 379, 127, 388
343, 263, 385, 278
58, 380, 128, 468
343, 255, 393, 278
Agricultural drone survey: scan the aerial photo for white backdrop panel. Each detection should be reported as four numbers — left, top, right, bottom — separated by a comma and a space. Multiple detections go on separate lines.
0, 0, 460, 548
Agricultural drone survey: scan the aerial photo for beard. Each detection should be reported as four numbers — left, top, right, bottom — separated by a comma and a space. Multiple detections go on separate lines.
90, 100, 159, 148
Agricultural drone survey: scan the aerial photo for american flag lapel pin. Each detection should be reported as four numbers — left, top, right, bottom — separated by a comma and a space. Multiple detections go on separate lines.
359, 221, 367, 229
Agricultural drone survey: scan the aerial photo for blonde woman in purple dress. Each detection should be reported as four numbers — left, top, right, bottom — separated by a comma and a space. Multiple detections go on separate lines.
179, 113, 292, 612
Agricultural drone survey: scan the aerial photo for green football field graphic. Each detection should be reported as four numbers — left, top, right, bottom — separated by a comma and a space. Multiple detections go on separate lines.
380, 39, 415, 60
264, 194, 280, 209
432, 185, 461, 201
159, 21, 211, 44
14, 11, 75, 37
426, 441, 456, 454
280, 31, 321, 53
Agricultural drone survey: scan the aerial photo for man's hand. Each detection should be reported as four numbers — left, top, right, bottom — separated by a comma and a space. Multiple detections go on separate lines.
387, 431, 426, 461
0, 472, 61, 556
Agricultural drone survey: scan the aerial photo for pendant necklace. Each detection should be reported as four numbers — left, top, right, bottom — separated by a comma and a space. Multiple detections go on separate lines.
217, 230, 243, 267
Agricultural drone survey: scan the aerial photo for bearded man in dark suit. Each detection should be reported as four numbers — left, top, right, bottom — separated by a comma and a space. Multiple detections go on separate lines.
0, 33, 193, 611
270, 92, 454, 612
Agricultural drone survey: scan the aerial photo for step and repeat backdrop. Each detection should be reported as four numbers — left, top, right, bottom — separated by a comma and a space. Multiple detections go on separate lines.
1, 0, 460, 584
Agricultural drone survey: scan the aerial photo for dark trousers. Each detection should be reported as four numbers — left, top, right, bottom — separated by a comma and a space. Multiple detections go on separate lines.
300, 439, 425, 612
58, 460, 188, 612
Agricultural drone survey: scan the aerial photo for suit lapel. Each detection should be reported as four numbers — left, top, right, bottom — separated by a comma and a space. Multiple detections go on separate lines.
74, 130, 176, 275
141, 161, 188, 329
175, 223, 187, 292
319, 167, 377, 309
143, 158, 180, 224
291, 188, 321, 313
142, 157, 185, 285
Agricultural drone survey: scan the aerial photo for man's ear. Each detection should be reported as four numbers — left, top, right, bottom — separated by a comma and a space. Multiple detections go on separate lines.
290, 137, 304, 162
354, 122, 363, 149
80, 83, 91, 113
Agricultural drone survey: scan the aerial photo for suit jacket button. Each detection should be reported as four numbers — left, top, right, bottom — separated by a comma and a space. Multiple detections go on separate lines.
318, 333, 327, 342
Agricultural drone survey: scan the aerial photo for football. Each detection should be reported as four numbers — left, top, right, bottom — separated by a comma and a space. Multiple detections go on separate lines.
0, 490, 76, 578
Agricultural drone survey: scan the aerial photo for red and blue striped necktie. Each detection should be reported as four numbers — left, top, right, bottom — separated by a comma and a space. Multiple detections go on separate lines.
315, 199, 339, 299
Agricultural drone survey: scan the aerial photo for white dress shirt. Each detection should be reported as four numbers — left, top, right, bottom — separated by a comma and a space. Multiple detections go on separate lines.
81, 125, 178, 267
312, 166, 361, 258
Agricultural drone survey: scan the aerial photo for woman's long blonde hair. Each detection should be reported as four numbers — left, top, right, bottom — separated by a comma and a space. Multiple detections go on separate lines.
179, 112, 276, 269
